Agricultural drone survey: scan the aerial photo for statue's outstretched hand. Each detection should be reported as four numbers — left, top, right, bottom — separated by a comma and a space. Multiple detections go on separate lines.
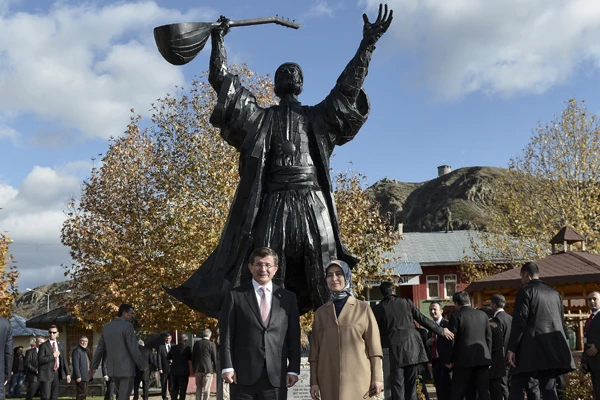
213, 15, 231, 37
362, 3, 393, 46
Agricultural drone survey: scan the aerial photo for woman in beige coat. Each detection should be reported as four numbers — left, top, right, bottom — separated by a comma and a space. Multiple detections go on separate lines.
309, 260, 383, 400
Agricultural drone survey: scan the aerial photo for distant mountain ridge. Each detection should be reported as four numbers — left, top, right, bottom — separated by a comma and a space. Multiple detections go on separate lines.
13, 280, 72, 319
368, 166, 507, 232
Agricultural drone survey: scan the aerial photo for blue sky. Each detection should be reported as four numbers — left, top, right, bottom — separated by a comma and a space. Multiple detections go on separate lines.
3, 0, 600, 291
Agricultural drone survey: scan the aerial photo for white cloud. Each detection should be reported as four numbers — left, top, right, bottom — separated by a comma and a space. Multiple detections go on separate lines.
0, 2, 215, 141
0, 162, 92, 290
305, 0, 334, 18
363, 0, 600, 99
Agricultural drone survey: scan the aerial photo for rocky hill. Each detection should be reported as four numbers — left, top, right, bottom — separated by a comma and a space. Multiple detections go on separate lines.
368, 166, 507, 232
12, 280, 72, 319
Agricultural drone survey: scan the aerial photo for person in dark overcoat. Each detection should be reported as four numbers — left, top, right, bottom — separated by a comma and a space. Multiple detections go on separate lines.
582, 290, 600, 398
133, 340, 155, 400
168, 335, 192, 400
0, 316, 13, 400
447, 291, 492, 400
507, 262, 575, 400
372, 282, 453, 400
481, 307, 505, 400
24, 337, 44, 400
426, 301, 452, 400
71, 336, 91, 400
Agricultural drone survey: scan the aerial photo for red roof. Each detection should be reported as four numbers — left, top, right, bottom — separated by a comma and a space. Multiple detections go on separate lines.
465, 251, 600, 292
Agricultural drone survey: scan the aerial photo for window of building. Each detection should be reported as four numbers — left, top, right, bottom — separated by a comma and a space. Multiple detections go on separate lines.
444, 274, 457, 298
426, 275, 440, 299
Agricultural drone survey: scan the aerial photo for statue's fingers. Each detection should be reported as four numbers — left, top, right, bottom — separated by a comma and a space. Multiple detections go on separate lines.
382, 4, 388, 22
384, 10, 394, 28
375, 3, 383, 24
363, 13, 370, 25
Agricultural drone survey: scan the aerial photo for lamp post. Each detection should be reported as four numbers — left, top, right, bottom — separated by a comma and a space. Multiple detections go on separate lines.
26, 288, 72, 313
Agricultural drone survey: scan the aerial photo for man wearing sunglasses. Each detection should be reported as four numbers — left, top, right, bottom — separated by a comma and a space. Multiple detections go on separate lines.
38, 326, 71, 400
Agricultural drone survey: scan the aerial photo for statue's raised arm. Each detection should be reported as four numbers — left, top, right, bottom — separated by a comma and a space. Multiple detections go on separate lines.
208, 16, 231, 93
336, 4, 393, 101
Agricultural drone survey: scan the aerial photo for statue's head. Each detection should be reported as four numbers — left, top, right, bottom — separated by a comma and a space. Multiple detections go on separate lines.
274, 62, 303, 98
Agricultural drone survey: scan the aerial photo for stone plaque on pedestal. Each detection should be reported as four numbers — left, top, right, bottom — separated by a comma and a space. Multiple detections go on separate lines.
288, 357, 311, 400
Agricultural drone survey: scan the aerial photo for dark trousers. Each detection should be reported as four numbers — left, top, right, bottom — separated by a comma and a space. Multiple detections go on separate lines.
40, 371, 60, 400
160, 372, 174, 400
133, 377, 150, 400
432, 359, 451, 400
450, 365, 490, 400
230, 366, 286, 400
508, 372, 555, 400
171, 375, 189, 400
76, 380, 88, 400
26, 380, 41, 400
112, 376, 133, 400
390, 364, 418, 400
104, 379, 115, 400
489, 378, 503, 400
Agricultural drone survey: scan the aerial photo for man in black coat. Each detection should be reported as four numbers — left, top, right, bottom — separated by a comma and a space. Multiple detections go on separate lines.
581, 290, 600, 398
426, 301, 452, 400
157, 334, 173, 400
0, 316, 13, 400
71, 336, 91, 400
9, 346, 26, 398
372, 282, 454, 400
168, 335, 192, 400
490, 294, 510, 400
25, 337, 44, 400
133, 340, 155, 400
38, 325, 71, 400
447, 291, 492, 400
507, 262, 575, 400
219, 247, 301, 400
192, 329, 216, 400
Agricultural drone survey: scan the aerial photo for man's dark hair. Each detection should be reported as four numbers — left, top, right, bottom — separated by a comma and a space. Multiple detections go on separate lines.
521, 262, 539, 278
429, 301, 442, 309
118, 303, 134, 317
274, 62, 303, 98
491, 294, 506, 308
379, 281, 396, 297
48, 325, 58, 330
452, 291, 471, 306
248, 247, 279, 265
479, 306, 494, 319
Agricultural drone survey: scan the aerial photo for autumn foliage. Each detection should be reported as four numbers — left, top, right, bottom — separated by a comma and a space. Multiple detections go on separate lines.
0, 228, 18, 317
461, 99, 600, 280
62, 65, 396, 332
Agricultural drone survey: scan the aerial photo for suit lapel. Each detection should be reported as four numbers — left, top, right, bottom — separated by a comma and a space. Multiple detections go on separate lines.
243, 283, 265, 327
269, 285, 283, 328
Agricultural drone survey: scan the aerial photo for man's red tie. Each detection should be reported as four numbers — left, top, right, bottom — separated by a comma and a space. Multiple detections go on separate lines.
432, 333, 438, 359
52, 342, 58, 371
586, 314, 594, 337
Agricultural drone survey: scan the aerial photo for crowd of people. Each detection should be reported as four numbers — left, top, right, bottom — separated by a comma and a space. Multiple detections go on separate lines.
1, 251, 598, 400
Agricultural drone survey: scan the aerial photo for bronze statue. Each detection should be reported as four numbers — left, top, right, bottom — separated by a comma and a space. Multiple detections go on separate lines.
163, 4, 393, 317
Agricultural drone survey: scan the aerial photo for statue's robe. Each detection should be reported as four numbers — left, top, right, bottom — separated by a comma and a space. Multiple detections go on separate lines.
166, 72, 370, 318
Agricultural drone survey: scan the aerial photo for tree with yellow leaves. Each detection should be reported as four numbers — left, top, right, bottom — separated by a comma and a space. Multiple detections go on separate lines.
62, 65, 396, 332
0, 227, 18, 317
461, 99, 600, 281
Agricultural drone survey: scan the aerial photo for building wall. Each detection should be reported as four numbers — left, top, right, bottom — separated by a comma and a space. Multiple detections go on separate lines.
416, 265, 469, 314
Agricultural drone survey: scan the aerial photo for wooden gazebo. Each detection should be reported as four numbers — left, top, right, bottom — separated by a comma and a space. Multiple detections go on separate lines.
465, 226, 600, 350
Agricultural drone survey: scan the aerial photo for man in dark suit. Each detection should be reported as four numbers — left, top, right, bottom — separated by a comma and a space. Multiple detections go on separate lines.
372, 282, 453, 400
582, 290, 600, 398
447, 291, 492, 400
0, 316, 13, 400
219, 247, 301, 400
158, 334, 173, 400
490, 294, 510, 400
71, 336, 91, 400
192, 329, 216, 400
168, 334, 192, 400
38, 325, 71, 400
426, 301, 452, 400
507, 262, 575, 400
90, 304, 145, 400
25, 337, 44, 400
133, 340, 155, 400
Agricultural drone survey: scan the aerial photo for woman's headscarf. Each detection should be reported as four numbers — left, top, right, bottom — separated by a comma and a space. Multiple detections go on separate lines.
326, 260, 354, 300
